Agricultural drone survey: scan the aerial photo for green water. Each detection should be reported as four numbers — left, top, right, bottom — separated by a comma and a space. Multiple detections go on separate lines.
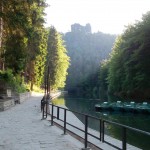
52, 94, 150, 150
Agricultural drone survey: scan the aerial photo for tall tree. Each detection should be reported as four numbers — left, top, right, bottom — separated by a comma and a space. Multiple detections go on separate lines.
34, 29, 48, 87
47, 27, 70, 91
0, 0, 48, 90
0, 1, 3, 70
104, 11, 150, 99
22, 0, 47, 90
4, 34, 27, 74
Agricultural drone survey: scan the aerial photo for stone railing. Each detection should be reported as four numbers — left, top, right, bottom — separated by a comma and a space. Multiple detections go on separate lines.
19, 92, 31, 103
13, 92, 31, 104
0, 92, 31, 111
0, 98, 15, 111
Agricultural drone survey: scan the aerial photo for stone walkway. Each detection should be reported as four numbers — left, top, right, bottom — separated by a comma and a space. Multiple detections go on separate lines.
0, 93, 82, 150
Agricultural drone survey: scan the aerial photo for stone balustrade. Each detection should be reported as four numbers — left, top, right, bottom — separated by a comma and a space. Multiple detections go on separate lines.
0, 98, 15, 111
0, 92, 31, 112
15, 92, 31, 104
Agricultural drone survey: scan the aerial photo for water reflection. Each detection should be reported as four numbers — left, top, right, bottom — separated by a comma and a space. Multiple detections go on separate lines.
52, 94, 150, 150
52, 97, 65, 106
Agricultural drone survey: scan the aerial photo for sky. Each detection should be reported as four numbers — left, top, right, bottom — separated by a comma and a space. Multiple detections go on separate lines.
45, 0, 150, 34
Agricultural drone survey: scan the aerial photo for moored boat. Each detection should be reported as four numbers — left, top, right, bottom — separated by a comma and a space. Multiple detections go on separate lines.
136, 102, 150, 114
95, 101, 112, 111
95, 104, 102, 111
123, 101, 138, 113
110, 101, 125, 112
95, 101, 150, 114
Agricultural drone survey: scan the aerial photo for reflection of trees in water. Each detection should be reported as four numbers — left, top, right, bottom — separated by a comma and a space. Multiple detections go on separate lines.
105, 122, 150, 149
52, 97, 65, 106
64, 95, 150, 150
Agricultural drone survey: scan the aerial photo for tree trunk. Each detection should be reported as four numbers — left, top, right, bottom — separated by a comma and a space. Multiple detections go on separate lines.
0, 1, 3, 49
0, 1, 4, 70
30, 81, 33, 91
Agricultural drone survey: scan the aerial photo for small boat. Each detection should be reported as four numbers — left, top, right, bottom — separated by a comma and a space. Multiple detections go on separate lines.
136, 102, 150, 114
95, 102, 112, 111
95, 101, 150, 114
95, 104, 102, 111
110, 101, 124, 112
123, 101, 138, 113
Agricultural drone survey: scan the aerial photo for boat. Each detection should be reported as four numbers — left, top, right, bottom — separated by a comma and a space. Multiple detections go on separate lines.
95, 102, 112, 111
123, 101, 138, 113
110, 101, 125, 112
136, 102, 150, 114
95, 101, 150, 114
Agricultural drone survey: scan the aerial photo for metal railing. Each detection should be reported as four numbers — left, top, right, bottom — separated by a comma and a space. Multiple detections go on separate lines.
42, 102, 150, 150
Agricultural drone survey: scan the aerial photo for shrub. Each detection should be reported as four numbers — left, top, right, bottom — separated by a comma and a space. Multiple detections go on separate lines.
0, 69, 26, 93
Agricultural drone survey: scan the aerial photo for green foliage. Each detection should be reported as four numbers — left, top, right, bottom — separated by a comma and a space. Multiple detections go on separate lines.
0, 69, 26, 93
0, 0, 47, 90
107, 36, 125, 93
99, 59, 109, 91
80, 71, 100, 98
34, 29, 48, 86
0, 69, 14, 83
4, 35, 27, 74
24, 0, 47, 90
47, 27, 70, 90
104, 11, 150, 99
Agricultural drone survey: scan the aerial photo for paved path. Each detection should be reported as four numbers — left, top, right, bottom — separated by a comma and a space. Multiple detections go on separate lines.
0, 93, 82, 150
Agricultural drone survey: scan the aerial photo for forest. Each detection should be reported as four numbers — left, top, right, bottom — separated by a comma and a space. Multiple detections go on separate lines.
0, 1, 150, 100
64, 11, 150, 100
99, 11, 150, 99
0, 0, 69, 93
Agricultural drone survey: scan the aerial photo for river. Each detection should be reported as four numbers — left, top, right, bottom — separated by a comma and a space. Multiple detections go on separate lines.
52, 94, 150, 150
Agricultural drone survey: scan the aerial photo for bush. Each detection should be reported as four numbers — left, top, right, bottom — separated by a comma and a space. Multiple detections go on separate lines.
0, 69, 27, 93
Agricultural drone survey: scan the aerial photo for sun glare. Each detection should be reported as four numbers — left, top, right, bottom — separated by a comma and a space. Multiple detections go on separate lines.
45, 0, 150, 34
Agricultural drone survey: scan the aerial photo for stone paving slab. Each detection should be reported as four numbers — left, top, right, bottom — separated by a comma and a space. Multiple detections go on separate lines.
0, 93, 82, 150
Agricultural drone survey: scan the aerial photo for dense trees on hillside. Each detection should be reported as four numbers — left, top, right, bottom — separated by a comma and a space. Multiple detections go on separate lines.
63, 23, 116, 96
100, 11, 150, 99
1, 1, 149, 99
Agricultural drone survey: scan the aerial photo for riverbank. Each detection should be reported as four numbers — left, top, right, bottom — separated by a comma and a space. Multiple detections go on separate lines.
48, 103, 141, 150
51, 94, 150, 149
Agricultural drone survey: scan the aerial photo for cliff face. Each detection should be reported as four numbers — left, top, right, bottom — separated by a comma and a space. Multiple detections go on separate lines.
71, 23, 91, 34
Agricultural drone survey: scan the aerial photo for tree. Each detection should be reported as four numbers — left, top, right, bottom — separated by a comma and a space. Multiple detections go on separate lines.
99, 59, 109, 91
4, 34, 27, 74
34, 29, 48, 87
0, 0, 48, 90
0, 1, 3, 69
106, 11, 150, 99
24, 0, 47, 90
107, 36, 125, 94
47, 27, 70, 91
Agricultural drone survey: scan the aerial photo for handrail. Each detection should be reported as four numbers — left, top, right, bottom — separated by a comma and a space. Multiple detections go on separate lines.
42, 103, 150, 150
49, 104, 101, 149
103, 119, 150, 136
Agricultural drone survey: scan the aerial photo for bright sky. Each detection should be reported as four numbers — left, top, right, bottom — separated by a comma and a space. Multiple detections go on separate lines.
45, 0, 150, 34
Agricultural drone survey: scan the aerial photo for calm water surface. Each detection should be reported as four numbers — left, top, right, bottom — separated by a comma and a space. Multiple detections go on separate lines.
52, 94, 150, 150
